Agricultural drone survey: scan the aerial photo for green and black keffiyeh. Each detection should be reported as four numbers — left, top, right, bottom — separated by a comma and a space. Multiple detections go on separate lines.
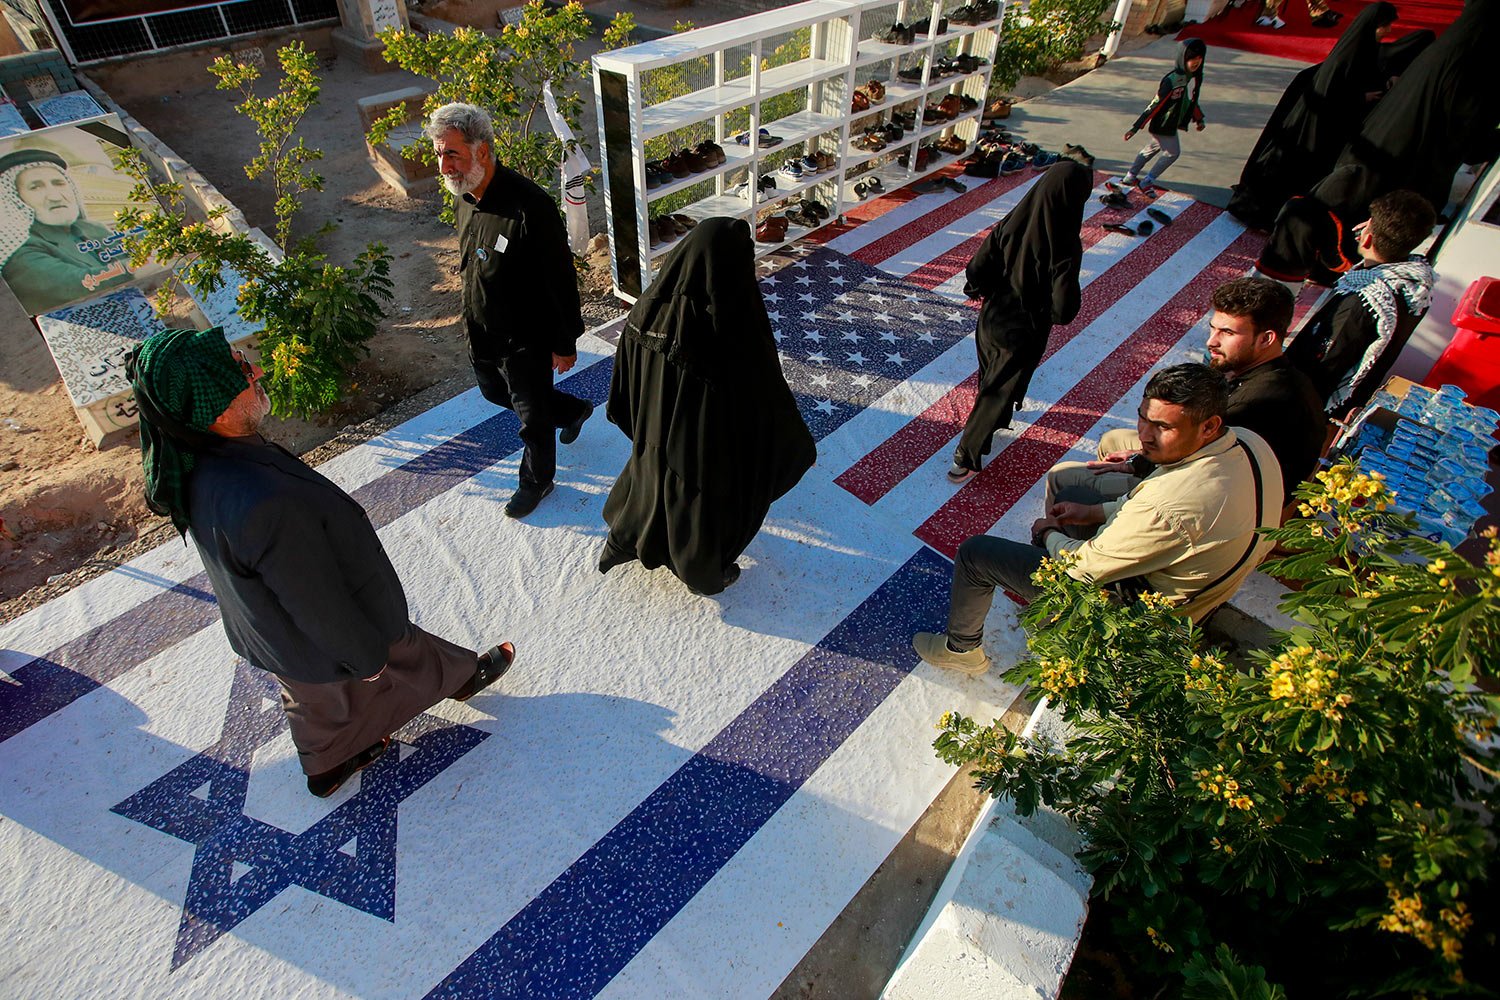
126, 328, 248, 537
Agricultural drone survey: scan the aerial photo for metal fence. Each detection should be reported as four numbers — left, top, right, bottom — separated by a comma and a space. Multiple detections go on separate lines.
38, 0, 339, 63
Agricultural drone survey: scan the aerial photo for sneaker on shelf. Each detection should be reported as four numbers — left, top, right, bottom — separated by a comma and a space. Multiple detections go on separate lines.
780, 160, 804, 179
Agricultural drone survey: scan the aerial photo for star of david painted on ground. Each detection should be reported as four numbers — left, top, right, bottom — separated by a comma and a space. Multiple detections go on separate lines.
111, 662, 488, 970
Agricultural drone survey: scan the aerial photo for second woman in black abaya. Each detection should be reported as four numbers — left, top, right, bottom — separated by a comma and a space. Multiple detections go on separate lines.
1227, 2, 1400, 230
599, 217, 816, 595
951, 157, 1092, 482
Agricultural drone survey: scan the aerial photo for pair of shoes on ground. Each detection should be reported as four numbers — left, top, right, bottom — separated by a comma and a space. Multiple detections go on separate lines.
1102, 207, 1173, 238
912, 632, 991, 675
914, 176, 967, 195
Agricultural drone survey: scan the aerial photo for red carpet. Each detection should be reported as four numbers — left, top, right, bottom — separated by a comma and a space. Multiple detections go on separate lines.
1176, 0, 1462, 63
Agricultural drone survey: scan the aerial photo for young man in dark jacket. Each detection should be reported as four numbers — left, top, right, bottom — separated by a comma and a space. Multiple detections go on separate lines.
427, 102, 594, 519
1121, 38, 1207, 194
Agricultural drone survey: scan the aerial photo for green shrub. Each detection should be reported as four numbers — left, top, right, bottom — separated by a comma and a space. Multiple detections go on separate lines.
992, 0, 1118, 91
117, 42, 392, 419
935, 460, 1498, 996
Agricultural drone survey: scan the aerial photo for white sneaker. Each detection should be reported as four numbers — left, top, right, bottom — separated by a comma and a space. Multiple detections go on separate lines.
913, 632, 991, 675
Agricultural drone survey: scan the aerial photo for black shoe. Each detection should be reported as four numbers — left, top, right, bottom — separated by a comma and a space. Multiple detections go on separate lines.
687, 563, 741, 595
307, 738, 389, 798
560, 400, 594, 445
505, 481, 555, 518
451, 642, 516, 702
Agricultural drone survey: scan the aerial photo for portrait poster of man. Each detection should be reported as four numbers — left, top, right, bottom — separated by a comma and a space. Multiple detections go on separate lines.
0, 113, 163, 316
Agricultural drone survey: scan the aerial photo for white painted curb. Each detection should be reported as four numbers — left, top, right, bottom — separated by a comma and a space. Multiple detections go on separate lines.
881, 700, 1092, 1000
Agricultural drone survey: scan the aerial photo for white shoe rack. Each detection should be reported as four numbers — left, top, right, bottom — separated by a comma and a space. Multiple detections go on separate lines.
592, 0, 1004, 299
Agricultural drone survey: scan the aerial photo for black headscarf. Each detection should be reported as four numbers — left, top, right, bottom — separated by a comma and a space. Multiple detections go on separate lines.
964, 159, 1092, 324
602, 217, 816, 594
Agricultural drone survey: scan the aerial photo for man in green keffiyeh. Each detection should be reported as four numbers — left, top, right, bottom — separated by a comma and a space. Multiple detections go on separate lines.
127, 328, 517, 798
128, 328, 252, 536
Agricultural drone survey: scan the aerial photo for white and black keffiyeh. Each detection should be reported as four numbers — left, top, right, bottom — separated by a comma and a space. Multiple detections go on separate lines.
1327, 256, 1435, 411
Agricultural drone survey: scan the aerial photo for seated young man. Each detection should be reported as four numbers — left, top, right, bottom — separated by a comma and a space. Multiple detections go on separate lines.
1051, 277, 1327, 508
913, 364, 1282, 675
1283, 189, 1436, 420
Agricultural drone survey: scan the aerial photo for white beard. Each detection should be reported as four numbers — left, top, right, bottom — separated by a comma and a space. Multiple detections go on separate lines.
443, 158, 487, 197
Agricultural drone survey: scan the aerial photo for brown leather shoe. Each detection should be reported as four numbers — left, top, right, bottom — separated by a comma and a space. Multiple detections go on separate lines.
938, 94, 964, 119
937, 135, 967, 154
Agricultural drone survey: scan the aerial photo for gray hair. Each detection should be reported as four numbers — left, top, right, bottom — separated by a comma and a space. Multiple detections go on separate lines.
424, 103, 495, 149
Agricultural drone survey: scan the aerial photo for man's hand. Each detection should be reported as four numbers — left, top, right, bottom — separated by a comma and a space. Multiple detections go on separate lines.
1123, 128, 1137, 141
1048, 501, 1106, 526
1195, 120, 1206, 131
553, 353, 577, 374
1030, 515, 1063, 544
1085, 459, 1136, 476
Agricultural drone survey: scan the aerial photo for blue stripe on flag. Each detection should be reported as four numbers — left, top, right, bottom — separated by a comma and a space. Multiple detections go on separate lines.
424, 546, 952, 999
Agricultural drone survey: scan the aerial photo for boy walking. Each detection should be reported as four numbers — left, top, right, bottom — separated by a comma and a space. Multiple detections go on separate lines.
1121, 39, 1207, 194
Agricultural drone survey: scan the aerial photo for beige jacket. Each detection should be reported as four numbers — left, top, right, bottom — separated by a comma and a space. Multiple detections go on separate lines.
1044, 428, 1283, 621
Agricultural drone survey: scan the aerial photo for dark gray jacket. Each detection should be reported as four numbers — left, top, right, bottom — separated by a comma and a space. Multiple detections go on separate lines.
187, 438, 408, 684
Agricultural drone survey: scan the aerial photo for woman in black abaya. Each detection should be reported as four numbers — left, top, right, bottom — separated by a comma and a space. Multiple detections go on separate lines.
599, 217, 816, 595
950, 155, 1092, 483
1259, 0, 1500, 283
1228, 2, 1400, 231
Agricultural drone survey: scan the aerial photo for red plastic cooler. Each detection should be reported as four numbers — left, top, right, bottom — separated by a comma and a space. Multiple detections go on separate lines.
1425, 277, 1500, 409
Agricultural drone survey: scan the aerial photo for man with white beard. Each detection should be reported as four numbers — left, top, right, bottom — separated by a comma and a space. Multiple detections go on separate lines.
426, 103, 593, 518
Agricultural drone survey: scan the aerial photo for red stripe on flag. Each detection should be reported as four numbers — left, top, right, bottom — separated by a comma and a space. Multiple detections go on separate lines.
913, 229, 1265, 558
849, 171, 1032, 264
900, 180, 1152, 292
834, 201, 1224, 505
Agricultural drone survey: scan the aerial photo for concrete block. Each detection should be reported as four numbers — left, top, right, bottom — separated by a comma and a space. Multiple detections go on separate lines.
883, 810, 1089, 1000
355, 83, 431, 131
366, 120, 436, 196
331, 26, 397, 73
36, 287, 166, 445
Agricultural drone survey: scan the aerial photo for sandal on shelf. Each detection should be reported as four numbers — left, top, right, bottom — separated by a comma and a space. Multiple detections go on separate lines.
784, 208, 818, 228
801, 199, 831, 220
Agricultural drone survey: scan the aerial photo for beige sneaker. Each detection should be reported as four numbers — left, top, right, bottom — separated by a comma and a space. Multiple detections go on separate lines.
912, 632, 991, 675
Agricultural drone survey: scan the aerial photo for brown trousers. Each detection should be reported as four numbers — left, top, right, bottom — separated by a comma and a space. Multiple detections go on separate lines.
277, 622, 477, 774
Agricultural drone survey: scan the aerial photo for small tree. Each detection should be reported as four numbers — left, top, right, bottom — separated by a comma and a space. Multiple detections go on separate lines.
935, 461, 1499, 996
117, 42, 393, 418
370, 0, 616, 220
991, 0, 1118, 92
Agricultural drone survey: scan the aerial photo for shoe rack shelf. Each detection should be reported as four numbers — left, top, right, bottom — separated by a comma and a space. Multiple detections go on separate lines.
593, 0, 1004, 300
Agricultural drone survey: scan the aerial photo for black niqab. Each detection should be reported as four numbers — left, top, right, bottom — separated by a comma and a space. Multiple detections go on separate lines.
964, 159, 1092, 325
600, 217, 816, 594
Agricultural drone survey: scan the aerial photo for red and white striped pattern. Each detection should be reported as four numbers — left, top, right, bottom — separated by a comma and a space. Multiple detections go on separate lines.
813, 166, 1267, 556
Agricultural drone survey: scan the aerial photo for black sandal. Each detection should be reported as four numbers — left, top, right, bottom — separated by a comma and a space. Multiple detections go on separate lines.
451, 642, 517, 702
307, 738, 390, 798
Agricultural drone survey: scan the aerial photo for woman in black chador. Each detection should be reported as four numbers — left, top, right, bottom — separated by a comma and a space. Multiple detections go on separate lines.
1228, 2, 1402, 231
950, 154, 1092, 483
599, 217, 816, 594
1258, 0, 1500, 284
